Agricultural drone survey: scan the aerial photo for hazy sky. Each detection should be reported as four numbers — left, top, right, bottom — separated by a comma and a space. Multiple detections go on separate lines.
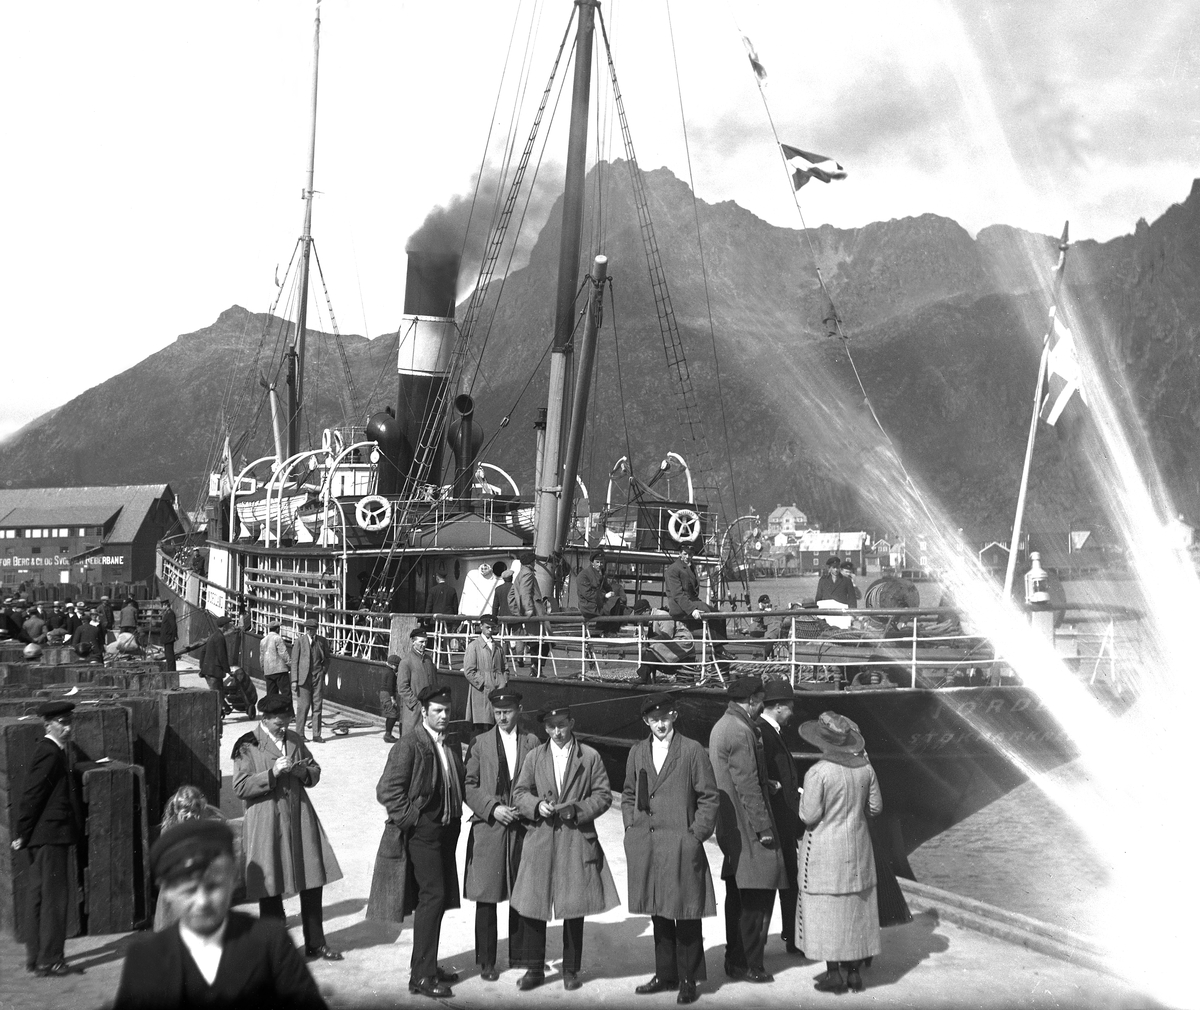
2, 0, 1195, 439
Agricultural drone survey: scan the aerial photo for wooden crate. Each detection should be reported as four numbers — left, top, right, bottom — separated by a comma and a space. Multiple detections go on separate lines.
0, 662, 177, 692
158, 690, 221, 812
81, 762, 151, 934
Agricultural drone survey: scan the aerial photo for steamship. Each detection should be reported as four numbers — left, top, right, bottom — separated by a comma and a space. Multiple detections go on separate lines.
156, 1, 1139, 866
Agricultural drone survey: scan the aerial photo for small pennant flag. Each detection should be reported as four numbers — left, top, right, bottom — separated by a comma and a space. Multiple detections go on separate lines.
1040, 306, 1087, 425
742, 36, 767, 83
781, 144, 847, 190
822, 294, 842, 338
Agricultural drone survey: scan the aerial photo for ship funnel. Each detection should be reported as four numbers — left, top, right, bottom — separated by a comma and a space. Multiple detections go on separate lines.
447, 393, 485, 500
396, 251, 461, 486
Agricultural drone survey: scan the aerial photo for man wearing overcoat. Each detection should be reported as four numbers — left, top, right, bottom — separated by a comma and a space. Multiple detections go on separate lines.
396, 627, 438, 733
576, 550, 627, 624
509, 706, 621, 991
10, 701, 85, 977
231, 695, 343, 963
199, 616, 232, 716
463, 688, 538, 981
708, 675, 785, 983
290, 617, 330, 743
159, 601, 179, 672
367, 685, 465, 999
622, 694, 719, 1005
663, 546, 728, 656
462, 615, 508, 738
756, 679, 803, 955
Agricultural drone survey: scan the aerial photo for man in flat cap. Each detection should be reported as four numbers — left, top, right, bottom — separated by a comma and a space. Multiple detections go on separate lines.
508, 706, 621, 991
708, 676, 785, 983
463, 688, 538, 981
462, 614, 508, 740
576, 550, 627, 626
757, 679, 803, 955
291, 617, 330, 743
622, 694, 720, 1004
159, 601, 179, 672
199, 616, 233, 721
232, 695, 343, 963
114, 820, 326, 1009
259, 620, 291, 699
368, 685, 465, 998
10, 701, 84, 977
664, 545, 730, 664
395, 627, 438, 735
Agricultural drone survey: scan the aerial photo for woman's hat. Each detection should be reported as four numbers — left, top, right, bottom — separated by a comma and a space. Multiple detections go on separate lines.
799, 711, 864, 754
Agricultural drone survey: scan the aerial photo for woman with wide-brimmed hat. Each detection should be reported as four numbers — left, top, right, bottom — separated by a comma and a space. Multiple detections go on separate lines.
796, 711, 882, 994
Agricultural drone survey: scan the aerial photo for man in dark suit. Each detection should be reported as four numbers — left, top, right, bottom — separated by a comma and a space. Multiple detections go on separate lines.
290, 617, 330, 743
372, 685, 465, 998
463, 688, 538, 981
575, 550, 627, 624
71, 610, 106, 664
756, 679, 803, 955
114, 819, 325, 1009
663, 546, 729, 660
199, 616, 232, 719
10, 701, 84, 977
160, 601, 179, 672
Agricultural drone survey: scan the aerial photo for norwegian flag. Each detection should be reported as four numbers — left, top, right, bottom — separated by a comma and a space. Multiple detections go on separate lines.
780, 144, 847, 190
1040, 306, 1087, 425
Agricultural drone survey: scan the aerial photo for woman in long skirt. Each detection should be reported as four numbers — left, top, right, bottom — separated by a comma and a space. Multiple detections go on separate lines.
796, 711, 883, 993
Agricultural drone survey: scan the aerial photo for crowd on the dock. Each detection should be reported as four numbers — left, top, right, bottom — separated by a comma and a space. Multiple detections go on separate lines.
1, 594, 170, 664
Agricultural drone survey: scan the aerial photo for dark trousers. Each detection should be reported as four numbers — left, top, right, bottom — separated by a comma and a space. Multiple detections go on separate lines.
652, 915, 706, 982
778, 886, 799, 946
263, 673, 289, 698
163, 644, 177, 672
24, 844, 71, 968
724, 881, 773, 973
259, 887, 325, 950
511, 914, 584, 974
407, 816, 459, 981
475, 901, 520, 967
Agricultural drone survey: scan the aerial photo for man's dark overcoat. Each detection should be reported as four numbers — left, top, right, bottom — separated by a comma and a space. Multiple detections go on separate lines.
757, 715, 801, 887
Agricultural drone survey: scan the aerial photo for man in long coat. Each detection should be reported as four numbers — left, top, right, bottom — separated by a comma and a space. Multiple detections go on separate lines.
462, 615, 508, 738
11, 701, 85, 976
663, 546, 729, 657
366, 685, 465, 999
463, 688, 538, 981
290, 617, 330, 743
622, 694, 719, 1005
708, 675, 785, 983
396, 627, 438, 733
231, 694, 343, 962
509, 706, 621, 991
159, 601, 178, 672
757, 679, 803, 955
199, 616, 232, 717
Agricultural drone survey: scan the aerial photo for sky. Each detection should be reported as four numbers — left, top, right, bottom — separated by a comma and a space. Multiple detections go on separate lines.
1, 0, 1196, 440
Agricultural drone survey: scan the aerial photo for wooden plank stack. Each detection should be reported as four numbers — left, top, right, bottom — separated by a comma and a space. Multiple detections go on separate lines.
0, 662, 179, 693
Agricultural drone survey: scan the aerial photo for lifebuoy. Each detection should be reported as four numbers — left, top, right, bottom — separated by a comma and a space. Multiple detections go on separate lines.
355, 495, 392, 531
668, 508, 701, 543
321, 428, 333, 453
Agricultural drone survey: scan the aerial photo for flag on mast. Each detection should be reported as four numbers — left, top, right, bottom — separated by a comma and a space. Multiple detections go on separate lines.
1039, 306, 1087, 425
780, 145, 847, 189
742, 36, 767, 83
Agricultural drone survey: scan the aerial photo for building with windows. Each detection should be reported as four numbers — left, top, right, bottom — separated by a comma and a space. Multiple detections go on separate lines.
0, 485, 180, 588
766, 503, 809, 537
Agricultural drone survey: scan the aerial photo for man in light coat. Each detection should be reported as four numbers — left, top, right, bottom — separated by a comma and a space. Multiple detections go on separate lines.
708, 675, 785, 984
622, 694, 719, 1005
290, 617, 329, 743
463, 688, 538, 981
395, 627, 438, 733
260, 621, 291, 699
757, 679, 802, 955
509, 706, 621, 991
231, 694, 343, 962
367, 685, 465, 999
462, 615, 508, 738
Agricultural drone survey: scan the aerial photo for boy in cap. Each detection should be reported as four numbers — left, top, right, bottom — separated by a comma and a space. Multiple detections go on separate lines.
756, 680, 802, 955
463, 688, 538, 981
508, 706, 621, 991
291, 617, 330, 743
10, 701, 84, 976
368, 685, 465, 998
708, 676, 785, 983
232, 695, 343, 963
114, 820, 326, 1009
622, 694, 720, 1004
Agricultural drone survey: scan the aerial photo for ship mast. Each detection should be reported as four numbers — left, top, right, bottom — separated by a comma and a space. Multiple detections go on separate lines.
533, 0, 600, 599
285, 2, 322, 459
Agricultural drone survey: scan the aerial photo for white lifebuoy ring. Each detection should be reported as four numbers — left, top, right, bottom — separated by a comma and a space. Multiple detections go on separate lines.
321, 428, 333, 453
355, 495, 392, 531
668, 508, 701, 543
332, 429, 345, 456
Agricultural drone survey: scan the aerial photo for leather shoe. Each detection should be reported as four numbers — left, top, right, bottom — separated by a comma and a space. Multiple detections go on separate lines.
517, 970, 545, 990
677, 981, 699, 1004
563, 970, 582, 990
310, 736, 325, 744
814, 969, 847, 993
743, 970, 774, 983
36, 960, 82, 977
723, 961, 746, 979
408, 977, 452, 998
846, 967, 864, 992
481, 966, 501, 982
304, 945, 343, 961
382, 734, 398, 743
784, 943, 805, 956
435, 967, 459, 983
636, 975, 679, 994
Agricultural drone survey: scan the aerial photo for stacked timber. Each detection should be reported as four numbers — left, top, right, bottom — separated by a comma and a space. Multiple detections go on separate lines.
81, 762, 152, 933
0, 661, 178, 692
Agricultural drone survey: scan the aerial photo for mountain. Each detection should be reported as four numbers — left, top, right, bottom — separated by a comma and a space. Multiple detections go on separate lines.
2, 166, 1198, 543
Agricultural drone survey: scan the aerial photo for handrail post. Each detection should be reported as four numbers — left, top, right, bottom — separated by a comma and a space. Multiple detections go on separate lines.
911, 617, 918, 688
